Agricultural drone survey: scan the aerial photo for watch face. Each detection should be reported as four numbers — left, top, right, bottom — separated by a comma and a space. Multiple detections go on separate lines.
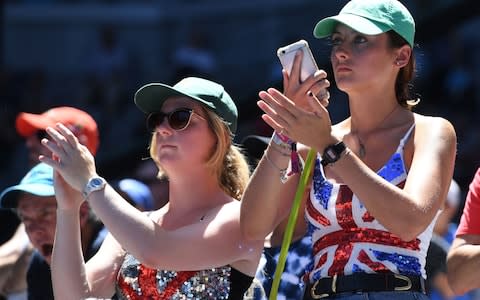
326, 148, 337, 159
91, 177, 104, 187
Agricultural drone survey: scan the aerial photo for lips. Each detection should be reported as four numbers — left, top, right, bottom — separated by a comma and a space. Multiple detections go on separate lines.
335, 65, 352, 73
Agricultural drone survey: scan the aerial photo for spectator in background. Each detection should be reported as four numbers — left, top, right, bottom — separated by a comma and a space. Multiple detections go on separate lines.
171, 29, 218, 83
434, 179, 462, 245
86, 25, 130, 114
15, 106, 99, 167
0, 106, 100, 300
426, 179, 474, 299
112, 178, 154, 212
0, 224, 32, 300
0, 163, 107, 300
447, 168, 480, 296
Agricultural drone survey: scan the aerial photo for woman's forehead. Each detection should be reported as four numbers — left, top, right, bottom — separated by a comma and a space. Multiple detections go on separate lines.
332, 23, 361, 35
162, 96, 202, 110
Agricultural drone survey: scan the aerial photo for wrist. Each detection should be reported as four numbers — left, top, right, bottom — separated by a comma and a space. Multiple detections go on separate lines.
321, 141, 347, 167
270, 131, 293, 153
82, 176, 107, 199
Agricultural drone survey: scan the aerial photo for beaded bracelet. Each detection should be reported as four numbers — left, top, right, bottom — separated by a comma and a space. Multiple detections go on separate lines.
271, 131, 292, 153
268, 142, 291, 157
271, 131, 303, 178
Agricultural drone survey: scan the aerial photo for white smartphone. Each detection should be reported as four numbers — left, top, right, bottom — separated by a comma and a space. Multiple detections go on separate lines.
277, 39, 319, 82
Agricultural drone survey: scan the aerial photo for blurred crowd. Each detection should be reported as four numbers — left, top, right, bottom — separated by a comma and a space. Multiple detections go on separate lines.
2, 14, 480, 218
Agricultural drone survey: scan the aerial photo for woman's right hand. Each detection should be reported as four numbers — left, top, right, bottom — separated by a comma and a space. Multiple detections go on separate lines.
282, 50, 331, 110
39, 123, 97, 194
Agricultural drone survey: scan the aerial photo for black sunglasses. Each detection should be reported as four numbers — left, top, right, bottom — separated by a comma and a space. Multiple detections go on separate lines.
36, 130, 49, 141
146, 108, 205, 132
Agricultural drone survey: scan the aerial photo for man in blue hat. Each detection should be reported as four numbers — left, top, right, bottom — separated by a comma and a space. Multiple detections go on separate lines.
0, 163, 107, 300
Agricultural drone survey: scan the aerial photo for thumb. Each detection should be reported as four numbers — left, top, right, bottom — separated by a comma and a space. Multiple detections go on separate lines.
307, 90, 328, 116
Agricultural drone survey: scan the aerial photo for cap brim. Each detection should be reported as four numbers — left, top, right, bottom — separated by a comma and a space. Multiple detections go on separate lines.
16, 113, 57, 137
0, 184, 55, 208
314, 14, 389, 38
134, 83, 188, 114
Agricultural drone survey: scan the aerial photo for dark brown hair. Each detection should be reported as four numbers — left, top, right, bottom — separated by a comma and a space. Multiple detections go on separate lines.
387, 30, 419, 109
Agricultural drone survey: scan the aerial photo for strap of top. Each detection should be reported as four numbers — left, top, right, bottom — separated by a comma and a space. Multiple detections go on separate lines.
398, 123, 416, 149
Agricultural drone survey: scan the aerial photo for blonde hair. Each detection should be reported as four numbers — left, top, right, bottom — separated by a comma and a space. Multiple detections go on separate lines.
149, 107, 250, 200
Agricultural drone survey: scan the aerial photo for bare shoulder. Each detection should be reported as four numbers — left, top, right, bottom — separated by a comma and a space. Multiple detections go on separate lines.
413, 114, 456, 143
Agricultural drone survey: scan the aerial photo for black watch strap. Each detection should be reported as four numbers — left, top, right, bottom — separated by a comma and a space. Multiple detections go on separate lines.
321, 141, 347, 167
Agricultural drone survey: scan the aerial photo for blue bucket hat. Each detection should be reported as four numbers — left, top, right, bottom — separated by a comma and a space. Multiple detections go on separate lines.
0, 163, 54, 209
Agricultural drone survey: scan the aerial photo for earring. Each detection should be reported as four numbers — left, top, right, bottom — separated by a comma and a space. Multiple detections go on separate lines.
395, 61, 401, 66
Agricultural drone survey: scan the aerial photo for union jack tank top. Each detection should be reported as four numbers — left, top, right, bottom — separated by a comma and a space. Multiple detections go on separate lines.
305, 124, 436, 283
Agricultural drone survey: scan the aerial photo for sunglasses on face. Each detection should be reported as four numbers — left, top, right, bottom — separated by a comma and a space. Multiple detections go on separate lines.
146, 108, 205, 132
36, 130, 49, 141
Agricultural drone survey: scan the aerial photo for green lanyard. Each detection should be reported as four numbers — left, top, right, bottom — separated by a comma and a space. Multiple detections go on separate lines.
269, 148, 316, 300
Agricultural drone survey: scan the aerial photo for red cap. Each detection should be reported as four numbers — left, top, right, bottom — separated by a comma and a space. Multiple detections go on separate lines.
16, 106, 99, 155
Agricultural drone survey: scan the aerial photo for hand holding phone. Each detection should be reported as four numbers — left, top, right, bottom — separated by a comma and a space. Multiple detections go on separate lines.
277, 39, 319, 82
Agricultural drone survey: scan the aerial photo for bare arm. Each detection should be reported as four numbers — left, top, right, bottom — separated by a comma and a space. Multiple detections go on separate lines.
51, 173, 124, 299
447, 234, 480, 294
240, 55, 328, 242
0, 224, 30, 289
240, 143, 306, 242
52, 208, 90, 299
87, 191, 262, 271
52, 209, 125, 299
329, 116, 456, 240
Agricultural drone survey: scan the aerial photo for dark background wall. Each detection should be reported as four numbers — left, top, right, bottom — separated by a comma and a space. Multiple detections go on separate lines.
1, 0, 480, 222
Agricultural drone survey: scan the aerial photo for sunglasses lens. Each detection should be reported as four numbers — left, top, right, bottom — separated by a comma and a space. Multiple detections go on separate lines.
146, 109, 193, 131
36, 130, 48, 141
168, 110, 192, 130
146, 113, 164, 132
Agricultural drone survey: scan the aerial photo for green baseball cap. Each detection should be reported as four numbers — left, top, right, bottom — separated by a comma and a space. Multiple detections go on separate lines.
313, 0, 415, 47
134, 77, 238, 134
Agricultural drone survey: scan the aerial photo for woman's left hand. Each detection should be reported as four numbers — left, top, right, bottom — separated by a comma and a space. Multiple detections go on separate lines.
39, 123, 97, 193
258, 87, 336, 151
282, 50, 330, 110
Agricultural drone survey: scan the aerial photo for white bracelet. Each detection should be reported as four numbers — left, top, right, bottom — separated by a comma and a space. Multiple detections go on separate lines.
271, 132, 292, 153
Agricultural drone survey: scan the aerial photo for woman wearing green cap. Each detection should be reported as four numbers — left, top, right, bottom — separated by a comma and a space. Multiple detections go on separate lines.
240, 0, 456, 299
38, 77, 264, 299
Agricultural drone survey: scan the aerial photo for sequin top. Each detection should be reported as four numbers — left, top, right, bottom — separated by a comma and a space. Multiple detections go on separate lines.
115, 253, 253, 300
305, 124, 436, 283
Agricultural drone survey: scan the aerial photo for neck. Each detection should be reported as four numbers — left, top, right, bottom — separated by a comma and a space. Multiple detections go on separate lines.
348, 99, 404, 158
167, 168, 228, 212
350, 103, 401, 134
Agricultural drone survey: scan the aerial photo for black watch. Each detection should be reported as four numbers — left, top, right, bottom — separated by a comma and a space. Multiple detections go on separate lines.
321, 141, 347, 167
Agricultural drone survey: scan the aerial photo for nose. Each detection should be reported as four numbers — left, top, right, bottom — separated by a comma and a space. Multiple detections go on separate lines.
156, 119, 173, 136
24, 220, 47, 236
332, 44, 349, 61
